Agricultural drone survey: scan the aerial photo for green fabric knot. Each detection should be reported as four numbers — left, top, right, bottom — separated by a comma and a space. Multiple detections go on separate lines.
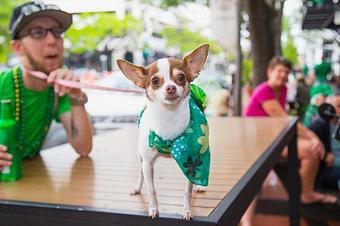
149, 130, 172, 154
190, 84, 207, 111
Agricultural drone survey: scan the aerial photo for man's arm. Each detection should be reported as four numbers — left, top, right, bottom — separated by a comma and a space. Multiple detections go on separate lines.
60, 102, 93, 156
47, 68, 93, 156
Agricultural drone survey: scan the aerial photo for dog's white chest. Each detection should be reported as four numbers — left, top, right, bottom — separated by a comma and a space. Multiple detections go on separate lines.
139, 98, 190, 141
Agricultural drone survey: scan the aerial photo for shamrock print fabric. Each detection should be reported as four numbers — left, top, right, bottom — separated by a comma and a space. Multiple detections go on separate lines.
147, 92, 211, 186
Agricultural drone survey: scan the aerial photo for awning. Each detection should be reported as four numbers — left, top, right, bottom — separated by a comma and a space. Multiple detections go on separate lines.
302, 1, 340, 33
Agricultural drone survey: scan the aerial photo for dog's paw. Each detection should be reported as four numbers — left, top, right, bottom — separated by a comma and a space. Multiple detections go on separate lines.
193, 185, 206, 193
129, 189, 141, 196
182, 211, 193, 220
149, 207, 159, 219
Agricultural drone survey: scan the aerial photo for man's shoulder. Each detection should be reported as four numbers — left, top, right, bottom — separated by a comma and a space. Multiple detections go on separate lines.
0, 68, 13, 84
0, 67, 13, 77
309, 117, 328, 131
0, 67, 12, 73
0, 68, 14, 97
314, 61, 331, 70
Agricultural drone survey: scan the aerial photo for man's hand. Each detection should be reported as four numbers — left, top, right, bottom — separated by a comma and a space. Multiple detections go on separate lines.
325, 152, 335, 167
47, 69, 82, 97
0, 145, 12, 172
310, 137, 325, 159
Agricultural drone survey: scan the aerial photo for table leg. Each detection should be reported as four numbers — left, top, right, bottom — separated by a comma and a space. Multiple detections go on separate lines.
288, 124, 300, 226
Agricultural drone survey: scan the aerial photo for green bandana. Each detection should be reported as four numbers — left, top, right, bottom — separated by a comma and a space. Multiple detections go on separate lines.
140, 85, 210, 186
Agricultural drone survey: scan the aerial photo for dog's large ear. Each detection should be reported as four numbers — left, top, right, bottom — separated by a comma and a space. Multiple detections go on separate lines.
182, 44, 209, 81
116, 59, 147, 88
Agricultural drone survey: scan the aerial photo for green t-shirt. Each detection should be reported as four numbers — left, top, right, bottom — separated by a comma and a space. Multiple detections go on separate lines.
313, 61, 331, 82
303, 104, 319, 128
0, 67, 71, 158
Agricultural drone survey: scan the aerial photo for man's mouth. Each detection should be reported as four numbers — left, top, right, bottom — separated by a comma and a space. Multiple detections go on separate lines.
45, 54, 58, 60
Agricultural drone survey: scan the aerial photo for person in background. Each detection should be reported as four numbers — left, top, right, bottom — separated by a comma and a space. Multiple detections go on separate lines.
328, 95, 340, 189
296, 73, 310, 120
303, 93, 328, 127
313, 55, 332, 83
240, 56, 337, 226
211, 89, 230, 117
310, 94, 340, 190
302, 64, 309, 77
0, 1, 93, 173
308, 54, 334, 110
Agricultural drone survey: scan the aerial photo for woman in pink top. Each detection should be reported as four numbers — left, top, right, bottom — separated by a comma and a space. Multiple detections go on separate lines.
244, 82, 287, 116
240, 56, 337, 226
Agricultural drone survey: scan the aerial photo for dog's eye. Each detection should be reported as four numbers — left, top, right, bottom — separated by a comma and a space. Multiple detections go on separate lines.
151, 77, 160, 86
178, 73, 186, 82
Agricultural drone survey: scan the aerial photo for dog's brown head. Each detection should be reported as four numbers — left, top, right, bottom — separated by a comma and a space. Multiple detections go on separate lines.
117, 44, 209, 105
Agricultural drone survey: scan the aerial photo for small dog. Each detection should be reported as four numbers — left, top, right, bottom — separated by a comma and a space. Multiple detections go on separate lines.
117, 44, 210, 220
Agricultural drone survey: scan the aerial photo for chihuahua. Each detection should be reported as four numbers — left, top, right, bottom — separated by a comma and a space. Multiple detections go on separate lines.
116, 44, 210, 220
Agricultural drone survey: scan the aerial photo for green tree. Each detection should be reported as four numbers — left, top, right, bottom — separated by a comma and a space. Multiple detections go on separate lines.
242, 58, 253, 85
160, 28, 223, 55
142, 0, 220, 55
283, 35, 298, 65
244, 0, 286, 86
160, 0, 196, 8
281, 11, 299, 66
0, 0, 26, 64
65, 13, 143, 54
141, 0, 201, 8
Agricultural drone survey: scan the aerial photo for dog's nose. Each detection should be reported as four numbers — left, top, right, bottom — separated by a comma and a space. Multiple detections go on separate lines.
166, 85, 177, 95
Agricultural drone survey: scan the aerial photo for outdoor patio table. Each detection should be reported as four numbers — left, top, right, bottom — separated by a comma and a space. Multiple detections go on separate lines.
0, 117, 300, 226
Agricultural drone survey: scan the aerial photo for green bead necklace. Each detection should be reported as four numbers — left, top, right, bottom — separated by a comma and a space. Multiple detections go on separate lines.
13, 66, 54, 156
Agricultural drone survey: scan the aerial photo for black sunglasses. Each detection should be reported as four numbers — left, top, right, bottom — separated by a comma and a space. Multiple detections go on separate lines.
17, 27, 64, 40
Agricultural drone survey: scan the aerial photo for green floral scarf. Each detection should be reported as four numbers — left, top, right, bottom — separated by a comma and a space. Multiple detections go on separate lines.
139, 84, 210, 186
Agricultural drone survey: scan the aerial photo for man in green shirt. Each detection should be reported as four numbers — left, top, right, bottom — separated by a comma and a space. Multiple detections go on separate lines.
313, 55, 332, 83
0, 1, 93, 172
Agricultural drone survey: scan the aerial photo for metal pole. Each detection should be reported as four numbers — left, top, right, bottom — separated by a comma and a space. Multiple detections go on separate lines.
288, 121, 300, 226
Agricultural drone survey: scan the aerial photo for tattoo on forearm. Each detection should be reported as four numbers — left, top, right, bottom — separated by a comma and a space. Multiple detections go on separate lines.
71, 119, 79, 139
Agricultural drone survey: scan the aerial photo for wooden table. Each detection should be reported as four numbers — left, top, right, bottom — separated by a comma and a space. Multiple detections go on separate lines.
0, 117, 299, 226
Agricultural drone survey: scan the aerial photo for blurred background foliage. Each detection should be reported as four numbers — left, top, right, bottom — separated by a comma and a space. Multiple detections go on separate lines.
65, 13, 143, 54
0, 0, 26, 63
160, 28, 223, 55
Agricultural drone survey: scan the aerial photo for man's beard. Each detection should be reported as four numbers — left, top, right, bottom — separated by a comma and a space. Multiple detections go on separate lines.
24, 49, 63, 74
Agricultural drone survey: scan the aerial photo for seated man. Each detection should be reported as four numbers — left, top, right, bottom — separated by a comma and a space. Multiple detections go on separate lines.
0, 2, 93, 173
310, 95, 340, 190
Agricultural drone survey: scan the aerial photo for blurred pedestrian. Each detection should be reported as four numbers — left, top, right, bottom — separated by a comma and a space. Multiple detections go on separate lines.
296, 73, 310, 120
313, 55, 332, 83
211, 89, 230, 116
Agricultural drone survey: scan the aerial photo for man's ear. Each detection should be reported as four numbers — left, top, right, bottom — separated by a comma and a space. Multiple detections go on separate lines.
182, 44, 209, 81
116, 59, 147, 88
11, 40, 23, 55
